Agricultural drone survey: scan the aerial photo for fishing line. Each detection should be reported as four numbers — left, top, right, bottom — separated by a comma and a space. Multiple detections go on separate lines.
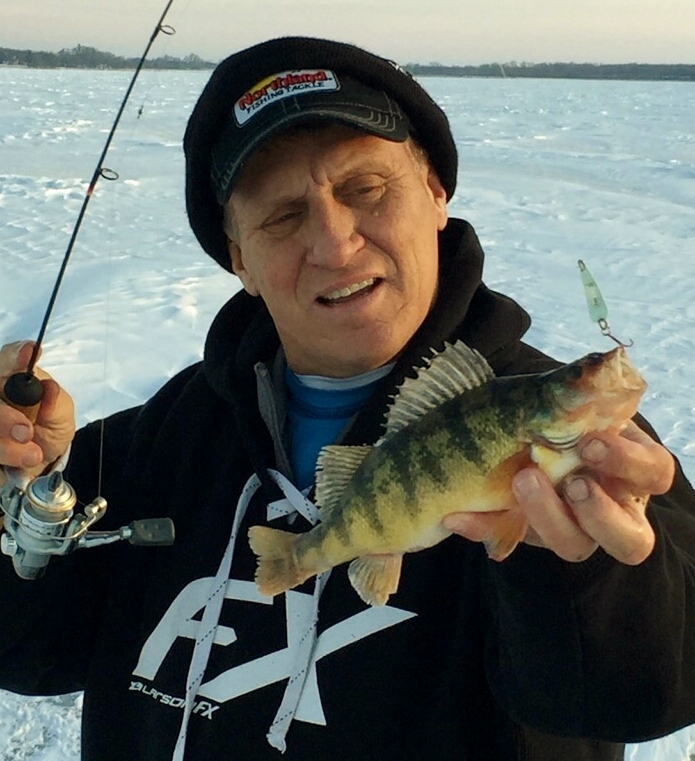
93, 26, 179, 497
134, 4, 182, 123
0, 2, 179, 578
1, 0, 177, 419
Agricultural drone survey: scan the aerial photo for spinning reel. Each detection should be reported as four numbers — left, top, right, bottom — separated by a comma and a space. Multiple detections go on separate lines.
1, 469, 174, 580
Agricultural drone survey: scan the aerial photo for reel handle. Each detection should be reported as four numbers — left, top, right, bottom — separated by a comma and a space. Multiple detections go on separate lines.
1, 372, 45, 424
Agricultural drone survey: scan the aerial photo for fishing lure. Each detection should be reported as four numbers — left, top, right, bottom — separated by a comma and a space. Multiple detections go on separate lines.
578, 259, 632, 347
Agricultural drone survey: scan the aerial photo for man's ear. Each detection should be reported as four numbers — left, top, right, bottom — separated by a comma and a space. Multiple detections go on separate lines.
227, 239, 260, 296
427, 168, 448, 232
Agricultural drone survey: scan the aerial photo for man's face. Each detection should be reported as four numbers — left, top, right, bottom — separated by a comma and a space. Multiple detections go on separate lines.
227, 126, 448, 377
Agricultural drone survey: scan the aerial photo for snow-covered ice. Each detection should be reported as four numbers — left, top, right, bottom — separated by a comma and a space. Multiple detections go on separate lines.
0, 67, 693, 759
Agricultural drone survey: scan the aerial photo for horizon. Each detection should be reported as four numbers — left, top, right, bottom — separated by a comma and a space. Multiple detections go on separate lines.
2, 0, 695, 67
3, 44, 695, 68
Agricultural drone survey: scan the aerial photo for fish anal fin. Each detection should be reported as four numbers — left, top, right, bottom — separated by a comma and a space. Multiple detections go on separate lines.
347, 553, 403, 606
482, 509, 528, 562
315, 444, 373, 517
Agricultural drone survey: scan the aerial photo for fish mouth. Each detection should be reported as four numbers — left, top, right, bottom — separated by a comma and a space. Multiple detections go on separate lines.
317, 278, 380, 306
555, 347, 646, 401
615, 348, 648, 393
545, 346, 647, 431
586, 347, 647, 396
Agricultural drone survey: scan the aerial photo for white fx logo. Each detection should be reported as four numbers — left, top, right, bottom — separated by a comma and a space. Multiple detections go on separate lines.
132, 577, 416, 725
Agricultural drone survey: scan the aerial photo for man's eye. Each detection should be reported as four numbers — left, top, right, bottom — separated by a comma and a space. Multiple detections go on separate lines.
342, 184, 386, 206
263, 210, 302, 230
353, 184, 382, 197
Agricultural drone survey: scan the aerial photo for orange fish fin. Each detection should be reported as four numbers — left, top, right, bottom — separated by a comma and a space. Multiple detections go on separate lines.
482, 447, 534, 507
482, 509, 528, 562
347, 553, 403, 607
487, 447, 534, 489
248, 526, 309, 597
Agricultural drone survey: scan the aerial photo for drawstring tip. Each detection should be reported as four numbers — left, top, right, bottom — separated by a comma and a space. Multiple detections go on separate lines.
267, 732, 288, 754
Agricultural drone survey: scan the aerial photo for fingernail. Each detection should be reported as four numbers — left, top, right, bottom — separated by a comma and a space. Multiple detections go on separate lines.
14, 340, 33, 361
21, 450, 42, 468
581, 439, 608, 464
512, 470, 541, 500
11, 424, 31, 443
565, 476, 590, 503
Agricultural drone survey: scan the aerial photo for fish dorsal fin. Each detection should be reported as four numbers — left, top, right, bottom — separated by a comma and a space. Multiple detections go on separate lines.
381, 340, 494, 442
315, 444, 373, 518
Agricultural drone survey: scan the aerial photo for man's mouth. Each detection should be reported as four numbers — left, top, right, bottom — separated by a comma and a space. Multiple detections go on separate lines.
318, 278, 379, 305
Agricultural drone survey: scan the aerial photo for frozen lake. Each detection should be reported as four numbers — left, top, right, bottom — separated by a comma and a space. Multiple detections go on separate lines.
0, 67, 694, 760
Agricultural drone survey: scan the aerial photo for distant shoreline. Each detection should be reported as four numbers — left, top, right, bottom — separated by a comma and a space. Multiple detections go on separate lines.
0, 44, 215, 71
1, 45, 694, 81
408, 62, 695, 82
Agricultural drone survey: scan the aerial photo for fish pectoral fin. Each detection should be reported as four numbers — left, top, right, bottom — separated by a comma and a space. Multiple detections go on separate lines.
348, 553, 403, 607
481, 510, 528, 562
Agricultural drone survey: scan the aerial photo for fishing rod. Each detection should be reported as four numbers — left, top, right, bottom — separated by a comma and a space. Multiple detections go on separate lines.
1, 0, 176, 421
0, 1, 178, 579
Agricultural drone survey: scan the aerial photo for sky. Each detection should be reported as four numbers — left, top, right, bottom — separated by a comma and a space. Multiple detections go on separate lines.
2, 0, 695, 66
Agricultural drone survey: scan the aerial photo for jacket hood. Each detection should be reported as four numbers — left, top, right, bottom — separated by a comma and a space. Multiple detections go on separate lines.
203, 218, 530, 426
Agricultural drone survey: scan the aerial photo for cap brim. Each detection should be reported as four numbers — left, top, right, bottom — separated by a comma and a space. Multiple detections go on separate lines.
213, 109, 409, 205
210, 75, 412, 204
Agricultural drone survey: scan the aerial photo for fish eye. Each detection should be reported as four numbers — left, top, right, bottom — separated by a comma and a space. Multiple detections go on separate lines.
566, 365, 583, 380
585, 352, 605, 367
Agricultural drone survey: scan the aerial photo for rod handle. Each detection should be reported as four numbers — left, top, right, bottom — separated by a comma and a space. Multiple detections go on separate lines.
1, 372, 44, 424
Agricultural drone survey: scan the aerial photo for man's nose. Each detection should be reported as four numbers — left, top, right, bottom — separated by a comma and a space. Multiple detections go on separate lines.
305, 197, 364, 267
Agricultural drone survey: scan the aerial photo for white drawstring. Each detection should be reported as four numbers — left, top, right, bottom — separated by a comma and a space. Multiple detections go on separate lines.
173, 470, 327, 759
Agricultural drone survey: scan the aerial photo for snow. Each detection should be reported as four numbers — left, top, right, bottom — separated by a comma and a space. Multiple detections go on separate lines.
0, 67, 694, 759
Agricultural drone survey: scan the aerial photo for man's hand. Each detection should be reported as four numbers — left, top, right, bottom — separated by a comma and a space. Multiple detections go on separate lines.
443, 421, 675, 565
0, 341, 76, 477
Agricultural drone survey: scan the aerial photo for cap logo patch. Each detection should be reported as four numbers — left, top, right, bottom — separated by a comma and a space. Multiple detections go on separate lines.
234, 69, 340, 126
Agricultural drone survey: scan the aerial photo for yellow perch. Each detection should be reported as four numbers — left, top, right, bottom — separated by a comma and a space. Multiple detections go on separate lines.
249, 341, 647, 606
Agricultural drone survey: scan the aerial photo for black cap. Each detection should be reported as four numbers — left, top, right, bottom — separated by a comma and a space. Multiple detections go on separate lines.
210, 73, 413, 205
184, 37, 458, 271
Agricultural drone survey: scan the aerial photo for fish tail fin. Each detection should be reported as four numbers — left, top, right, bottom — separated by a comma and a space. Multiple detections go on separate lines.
482, 509, 528, 562
248, 526, 307, 597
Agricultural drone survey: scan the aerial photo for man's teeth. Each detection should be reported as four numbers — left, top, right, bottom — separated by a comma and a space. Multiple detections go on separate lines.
324, 278, 376, 301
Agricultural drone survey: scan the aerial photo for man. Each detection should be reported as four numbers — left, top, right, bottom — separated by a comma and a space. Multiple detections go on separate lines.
0, 36, 694, 761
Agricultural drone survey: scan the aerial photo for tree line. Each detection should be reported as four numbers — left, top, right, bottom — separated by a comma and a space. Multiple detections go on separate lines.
407, 61, 695, 82
0, 44, 215, 70
1, 46, 693, 80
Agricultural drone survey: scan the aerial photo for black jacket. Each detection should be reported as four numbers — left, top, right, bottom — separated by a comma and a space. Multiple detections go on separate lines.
2, 219, 695, 760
